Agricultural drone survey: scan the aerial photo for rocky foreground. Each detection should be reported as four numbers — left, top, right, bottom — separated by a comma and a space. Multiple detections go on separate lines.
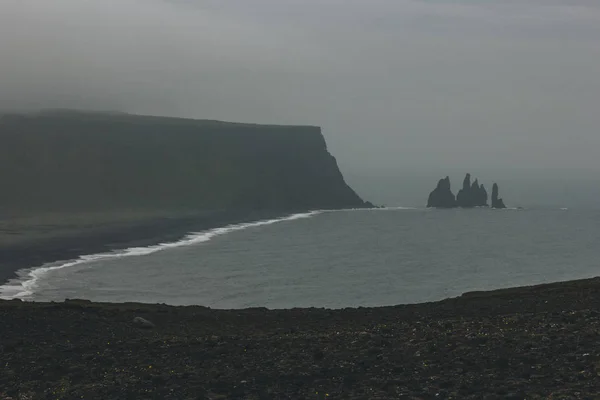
2, 279, 600, 399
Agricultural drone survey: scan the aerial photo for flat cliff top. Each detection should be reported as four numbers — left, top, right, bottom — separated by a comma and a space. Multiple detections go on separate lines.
2, 277, 599, 399
1, 110, 321, 130
0, 110, 367, 213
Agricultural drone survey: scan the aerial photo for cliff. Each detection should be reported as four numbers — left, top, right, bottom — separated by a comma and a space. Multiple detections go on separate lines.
0, 111, 370, 214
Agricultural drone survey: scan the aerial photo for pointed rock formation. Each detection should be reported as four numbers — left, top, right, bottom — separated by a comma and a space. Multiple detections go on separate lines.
426, 173, 505, 208
427, 176, 457, 208
456, 173, 472, 207
456, 174, 488, 207
491, 183, 506, 209
471, 179, 488, 206
479, 184, 489, 207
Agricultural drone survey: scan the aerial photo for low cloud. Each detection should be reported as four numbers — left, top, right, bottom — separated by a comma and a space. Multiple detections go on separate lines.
1, 0, 600, 172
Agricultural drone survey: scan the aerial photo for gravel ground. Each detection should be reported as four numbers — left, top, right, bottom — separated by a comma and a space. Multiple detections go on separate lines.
2, 278, 600, 399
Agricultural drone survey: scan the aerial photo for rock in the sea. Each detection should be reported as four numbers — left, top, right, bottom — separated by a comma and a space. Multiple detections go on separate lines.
474, 180, 489, 206
427, 176, 456, 208
478, 183, 489, 206
456, 173, 472, 207
456, 174, 488, 207
133, 316, 155, 329
491, 183, 507, 209
427, 174, 507, 208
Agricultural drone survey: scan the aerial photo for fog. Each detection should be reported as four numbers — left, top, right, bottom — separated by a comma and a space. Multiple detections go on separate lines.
2, 0, 600, 205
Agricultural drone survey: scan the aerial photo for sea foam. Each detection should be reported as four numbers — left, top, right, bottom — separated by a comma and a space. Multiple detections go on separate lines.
0, 211, 321, 300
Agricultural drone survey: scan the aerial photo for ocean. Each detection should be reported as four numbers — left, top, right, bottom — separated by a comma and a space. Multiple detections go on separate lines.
2, 206, 599, 308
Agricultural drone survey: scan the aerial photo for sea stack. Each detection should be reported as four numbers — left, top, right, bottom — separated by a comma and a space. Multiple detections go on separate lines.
426, 173, 507, 209
456, 173, 488, 207
426, 176, 456, 208
491, 183, 507, 209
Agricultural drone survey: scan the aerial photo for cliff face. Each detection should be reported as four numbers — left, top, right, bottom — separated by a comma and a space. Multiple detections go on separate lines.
0, 111, 369, 214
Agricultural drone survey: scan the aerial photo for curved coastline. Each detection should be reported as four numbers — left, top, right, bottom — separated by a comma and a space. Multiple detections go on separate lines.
0, 205, 543, 301
1, 206, 420, 301
0, 210, 326, 301
0, 111, 375, 297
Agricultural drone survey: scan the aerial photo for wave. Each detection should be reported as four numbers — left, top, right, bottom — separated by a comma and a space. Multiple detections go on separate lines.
0, 211, 321, 301
374, 206, 421, 210
338, 206, 422, 211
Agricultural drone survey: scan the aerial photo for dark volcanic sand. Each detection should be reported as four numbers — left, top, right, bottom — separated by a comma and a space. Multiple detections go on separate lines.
2, 278, 600, 399
0, 209, 287, 284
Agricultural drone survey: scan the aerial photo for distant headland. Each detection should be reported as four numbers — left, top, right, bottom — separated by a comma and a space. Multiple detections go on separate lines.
0, 110, 373, 213
0, 110, 374, 285
427, 173, 506, 209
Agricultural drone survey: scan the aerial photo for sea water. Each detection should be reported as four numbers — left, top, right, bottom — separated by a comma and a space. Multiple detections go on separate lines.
2, 207, 599, 308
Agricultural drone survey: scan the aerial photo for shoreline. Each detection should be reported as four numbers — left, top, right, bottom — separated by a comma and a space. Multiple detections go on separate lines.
0, 209, 299, 291
2, 277, 599, 398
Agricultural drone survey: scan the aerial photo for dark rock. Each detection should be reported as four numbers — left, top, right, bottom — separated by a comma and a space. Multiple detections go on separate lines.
427, 173, 507, 208
456, 174, 488, 207
427, 176, 456, 208
491, 183, 507, 209
132, 316, 155, 329
473, 180, 489, 206
3, 277, 600, 398
480, 184, 488, 205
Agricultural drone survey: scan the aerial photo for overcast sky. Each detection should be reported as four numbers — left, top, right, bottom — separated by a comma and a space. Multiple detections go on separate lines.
2, 0, 600, 177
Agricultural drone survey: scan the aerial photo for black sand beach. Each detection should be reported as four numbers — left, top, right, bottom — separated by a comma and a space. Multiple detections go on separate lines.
1, 112, 597, 398
0, 111, 371, 288
0, 210, 288, 285
2, 277, 600, 399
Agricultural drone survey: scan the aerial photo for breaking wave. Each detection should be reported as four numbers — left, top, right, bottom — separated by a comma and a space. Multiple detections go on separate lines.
0, 211, 322, 300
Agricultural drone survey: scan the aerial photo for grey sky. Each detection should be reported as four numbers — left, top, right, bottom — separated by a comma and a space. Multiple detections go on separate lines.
2, 0, 600, 177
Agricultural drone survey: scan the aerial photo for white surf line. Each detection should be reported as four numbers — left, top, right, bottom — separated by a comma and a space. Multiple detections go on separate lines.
372, 206, 421, 210
332, 206, 422, 211
0, 211, 322, 301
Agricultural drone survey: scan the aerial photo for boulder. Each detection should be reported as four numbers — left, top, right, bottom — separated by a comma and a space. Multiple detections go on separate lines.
133, 316, 155, 329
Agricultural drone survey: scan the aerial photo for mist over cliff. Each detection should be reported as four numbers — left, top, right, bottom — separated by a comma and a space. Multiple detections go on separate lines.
3, 0, 600, 178
0, 111, 370, 214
